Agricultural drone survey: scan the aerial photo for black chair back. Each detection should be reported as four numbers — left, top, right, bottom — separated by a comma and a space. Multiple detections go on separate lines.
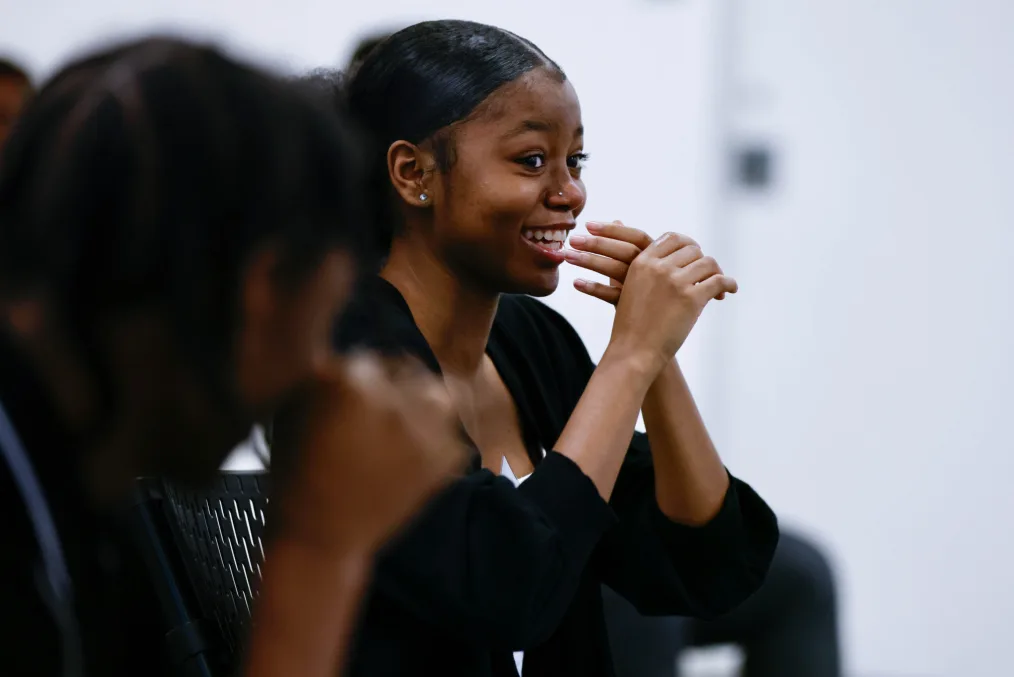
130, 472, 270, 677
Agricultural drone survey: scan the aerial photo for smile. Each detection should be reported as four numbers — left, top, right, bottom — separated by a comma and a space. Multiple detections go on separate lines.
521, 227, 570, 252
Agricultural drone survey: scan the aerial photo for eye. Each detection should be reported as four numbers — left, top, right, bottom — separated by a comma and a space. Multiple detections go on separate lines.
517, 153, 546, 169
568, 152, 590, 170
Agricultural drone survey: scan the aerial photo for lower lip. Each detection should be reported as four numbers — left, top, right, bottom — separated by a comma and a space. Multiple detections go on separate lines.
521, 235, 567, 265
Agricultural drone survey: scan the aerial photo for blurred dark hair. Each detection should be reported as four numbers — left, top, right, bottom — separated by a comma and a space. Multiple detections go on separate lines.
348, 32, 392, 71
0, 57, 33, 92
343, 19, 565, 257
0, 37, 372, 416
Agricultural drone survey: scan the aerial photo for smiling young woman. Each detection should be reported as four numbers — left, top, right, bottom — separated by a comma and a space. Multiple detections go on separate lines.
299, 20, 780, 677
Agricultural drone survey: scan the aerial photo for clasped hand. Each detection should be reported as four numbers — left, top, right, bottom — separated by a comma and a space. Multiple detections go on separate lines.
563, 221, 737, 376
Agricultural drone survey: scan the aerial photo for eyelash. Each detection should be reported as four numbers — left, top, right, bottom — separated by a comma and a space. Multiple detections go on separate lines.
517, 152, 590, 171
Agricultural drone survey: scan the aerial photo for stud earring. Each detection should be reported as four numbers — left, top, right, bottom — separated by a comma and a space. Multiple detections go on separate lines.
419, 193, 428, 201
558, 191, 564, 196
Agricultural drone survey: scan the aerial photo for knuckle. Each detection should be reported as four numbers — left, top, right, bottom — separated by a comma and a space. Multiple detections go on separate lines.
668, 269, 687, 289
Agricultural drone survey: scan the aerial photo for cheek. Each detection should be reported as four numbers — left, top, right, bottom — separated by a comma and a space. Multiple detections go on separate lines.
235, 255, 353, 409
299, 254, 355, 367
443, 176, 541, 243
573, 179, 588, 218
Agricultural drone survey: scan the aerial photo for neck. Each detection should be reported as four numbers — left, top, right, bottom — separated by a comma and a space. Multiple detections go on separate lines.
382, 236, 498, 376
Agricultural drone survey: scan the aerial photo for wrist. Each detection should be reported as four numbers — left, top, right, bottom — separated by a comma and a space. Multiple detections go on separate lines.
247, 537, 372, 677
599, 345, 662, 390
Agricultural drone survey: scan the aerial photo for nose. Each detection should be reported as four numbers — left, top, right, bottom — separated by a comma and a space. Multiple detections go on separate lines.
546, 177, 585, 212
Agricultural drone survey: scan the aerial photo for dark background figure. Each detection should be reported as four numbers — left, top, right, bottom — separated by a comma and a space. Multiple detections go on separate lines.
604, 531, 841, 677
0, 57, 32, 154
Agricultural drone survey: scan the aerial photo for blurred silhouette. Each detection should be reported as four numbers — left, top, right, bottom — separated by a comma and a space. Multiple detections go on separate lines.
604, 530, 841, 677
0, 36, 459, 677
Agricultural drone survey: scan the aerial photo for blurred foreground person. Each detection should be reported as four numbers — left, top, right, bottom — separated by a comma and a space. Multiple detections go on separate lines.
0, 37, 460, 677
0, 57, 32, 154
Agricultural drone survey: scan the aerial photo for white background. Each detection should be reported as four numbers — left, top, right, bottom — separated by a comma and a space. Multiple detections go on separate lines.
3, 1, 1013, 674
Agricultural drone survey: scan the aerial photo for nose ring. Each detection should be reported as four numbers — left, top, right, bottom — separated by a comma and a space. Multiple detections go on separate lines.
558, 191, 564, 196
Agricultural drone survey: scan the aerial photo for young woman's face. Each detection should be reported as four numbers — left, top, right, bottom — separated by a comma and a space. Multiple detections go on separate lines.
426, 67, 587, 296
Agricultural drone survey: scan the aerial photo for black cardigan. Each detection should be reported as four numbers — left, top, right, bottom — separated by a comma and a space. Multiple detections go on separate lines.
336, 278, 779, 677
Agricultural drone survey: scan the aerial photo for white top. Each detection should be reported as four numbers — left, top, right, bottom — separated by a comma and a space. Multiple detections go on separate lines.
500, 449, 545, 676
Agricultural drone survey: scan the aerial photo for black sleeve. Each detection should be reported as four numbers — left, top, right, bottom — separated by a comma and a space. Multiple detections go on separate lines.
509, 296, 779, 620
593, 433, 779, 618
373, 452, 617, 649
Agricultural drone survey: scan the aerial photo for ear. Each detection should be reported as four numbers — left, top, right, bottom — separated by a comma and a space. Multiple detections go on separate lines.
387, 140, 435, 207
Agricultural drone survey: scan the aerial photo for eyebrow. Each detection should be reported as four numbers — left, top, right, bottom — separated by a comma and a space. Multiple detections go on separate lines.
502, 119, 584, 140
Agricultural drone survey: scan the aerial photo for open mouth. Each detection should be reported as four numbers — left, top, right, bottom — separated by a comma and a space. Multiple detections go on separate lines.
521, 227, 570, 252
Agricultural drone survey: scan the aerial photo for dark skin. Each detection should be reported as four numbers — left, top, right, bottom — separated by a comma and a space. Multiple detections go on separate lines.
383, 66, 734, 521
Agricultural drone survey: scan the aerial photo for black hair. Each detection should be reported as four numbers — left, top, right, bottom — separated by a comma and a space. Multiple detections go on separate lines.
0, 57, 33, 92
347, 32, 394, 71
0, 37, 372, 421
343, 19, 565, 257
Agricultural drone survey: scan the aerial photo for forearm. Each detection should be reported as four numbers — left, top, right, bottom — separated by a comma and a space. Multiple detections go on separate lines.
243, 538, 371, 677
555, 350, 656, 499
642, 359, 729, 525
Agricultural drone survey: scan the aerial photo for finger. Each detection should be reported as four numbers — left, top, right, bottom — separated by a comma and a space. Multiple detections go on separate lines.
568, 233, 642, 263
574, 278, 622, 305
641, 231, 698, 259
694, 274, 739, 301
682, 256, 724, 284
563, 249, 630, 281
667, 244, 705, 269
586, 221, 656, 250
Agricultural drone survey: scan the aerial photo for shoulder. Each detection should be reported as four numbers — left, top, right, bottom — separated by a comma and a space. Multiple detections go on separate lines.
334, 276, 441, 373
495, 294, 587, 351
493, 295, 595, 391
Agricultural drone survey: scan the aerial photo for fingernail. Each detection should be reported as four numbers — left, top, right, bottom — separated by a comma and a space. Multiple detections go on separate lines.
586, 222, 604, 231
574, 279, 589, 289
569, 234, 586, 246
563, 249, 581, 260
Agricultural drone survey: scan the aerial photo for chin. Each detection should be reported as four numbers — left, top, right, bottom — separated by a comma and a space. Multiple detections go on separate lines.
508, 270, 560, 297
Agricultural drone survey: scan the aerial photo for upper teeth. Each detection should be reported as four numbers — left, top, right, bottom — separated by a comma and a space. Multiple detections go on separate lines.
524, 229, 567, 242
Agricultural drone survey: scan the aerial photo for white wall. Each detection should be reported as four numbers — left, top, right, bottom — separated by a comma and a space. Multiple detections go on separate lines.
722, 1, 1014, 675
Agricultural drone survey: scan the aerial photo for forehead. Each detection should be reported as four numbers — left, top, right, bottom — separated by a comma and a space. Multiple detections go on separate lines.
461, 68, 583, 140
